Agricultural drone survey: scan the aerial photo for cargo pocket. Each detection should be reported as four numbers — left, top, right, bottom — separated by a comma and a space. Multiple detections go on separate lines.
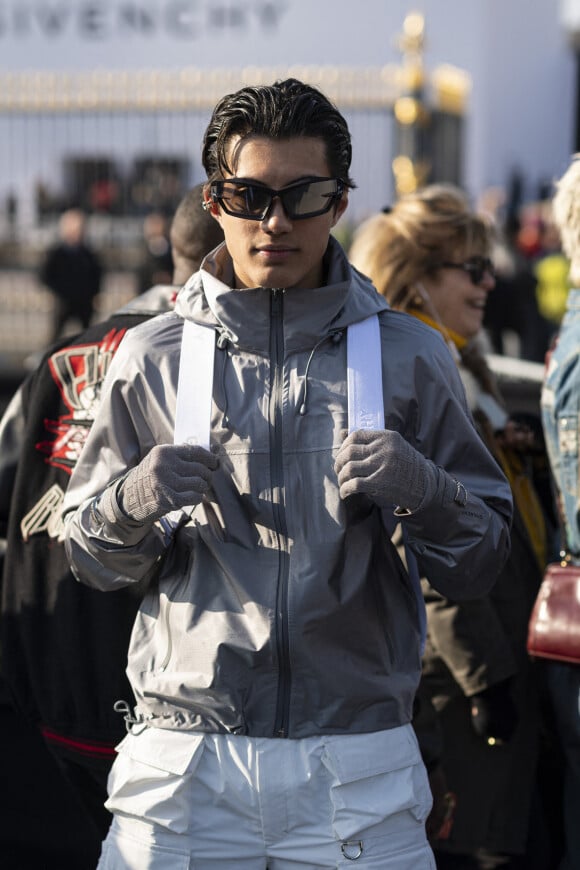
99, 832, 191, 870
337, 840, 435, 869
321, 725, 433, 867
105, 727, 205, 834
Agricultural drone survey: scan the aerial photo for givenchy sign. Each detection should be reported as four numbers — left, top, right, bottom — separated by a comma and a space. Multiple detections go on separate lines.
0, 1, 288, 40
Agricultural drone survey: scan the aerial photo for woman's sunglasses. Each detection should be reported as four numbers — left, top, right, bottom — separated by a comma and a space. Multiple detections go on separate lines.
208, 177, 344, 221
439, 256, 496, 286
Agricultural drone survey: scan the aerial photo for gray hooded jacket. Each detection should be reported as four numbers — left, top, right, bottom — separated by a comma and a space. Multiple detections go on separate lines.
63, 239, 512, 739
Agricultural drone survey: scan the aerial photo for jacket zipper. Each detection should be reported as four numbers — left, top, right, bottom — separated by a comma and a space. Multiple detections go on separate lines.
270, 288, 291, 738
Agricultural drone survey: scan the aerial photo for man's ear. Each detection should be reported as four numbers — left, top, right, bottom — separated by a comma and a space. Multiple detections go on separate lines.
331, 189, 349, 227
203, 187, 222, 222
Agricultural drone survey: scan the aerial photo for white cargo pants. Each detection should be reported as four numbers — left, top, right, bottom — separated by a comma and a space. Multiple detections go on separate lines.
97, 724, 435, 869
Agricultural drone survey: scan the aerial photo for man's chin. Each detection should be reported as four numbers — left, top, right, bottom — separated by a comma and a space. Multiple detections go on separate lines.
248, 267, 301, 291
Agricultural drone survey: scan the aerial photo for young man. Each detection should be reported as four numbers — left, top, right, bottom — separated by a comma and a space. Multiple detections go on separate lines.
63, 79, 512, 869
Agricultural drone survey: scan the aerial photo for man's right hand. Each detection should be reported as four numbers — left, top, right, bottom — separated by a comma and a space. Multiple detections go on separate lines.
114, 443, 219, 524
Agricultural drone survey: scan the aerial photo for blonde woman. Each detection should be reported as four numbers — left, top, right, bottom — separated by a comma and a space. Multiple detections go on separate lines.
350, 185, 552, 869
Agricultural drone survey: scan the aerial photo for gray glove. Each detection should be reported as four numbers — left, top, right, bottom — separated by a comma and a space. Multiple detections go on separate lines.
334, 428, 438, 513
100, 443, 219, 525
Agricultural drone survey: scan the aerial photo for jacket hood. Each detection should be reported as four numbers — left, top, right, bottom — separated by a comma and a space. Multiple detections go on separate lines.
115, 284, 178, 317
174, 237, 388, 353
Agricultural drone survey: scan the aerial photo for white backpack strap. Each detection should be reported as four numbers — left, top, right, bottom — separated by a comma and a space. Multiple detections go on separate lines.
347, 315, 385, 432
347, 314, 426, 653
174, 319, 215, 450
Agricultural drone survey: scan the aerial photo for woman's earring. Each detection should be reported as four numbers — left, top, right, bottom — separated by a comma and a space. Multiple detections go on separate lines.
413, 282, 429, 307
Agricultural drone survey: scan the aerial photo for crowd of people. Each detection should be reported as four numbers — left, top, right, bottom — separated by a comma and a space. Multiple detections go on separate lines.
0, 77, 578, 870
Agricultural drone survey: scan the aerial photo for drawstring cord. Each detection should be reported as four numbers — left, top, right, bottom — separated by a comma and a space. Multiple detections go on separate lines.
216, 325, 344, 420
113, 700, 150, 735
217, 328, 231, 427
299, 330, 343, 416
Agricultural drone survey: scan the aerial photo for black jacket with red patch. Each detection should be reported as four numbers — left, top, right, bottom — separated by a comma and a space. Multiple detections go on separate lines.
0, 286, 175, 753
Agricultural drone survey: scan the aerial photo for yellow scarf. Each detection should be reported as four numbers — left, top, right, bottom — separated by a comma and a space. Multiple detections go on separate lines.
494, 445, 547, 570
408, 307, 547, 570
408, 308, 469, 352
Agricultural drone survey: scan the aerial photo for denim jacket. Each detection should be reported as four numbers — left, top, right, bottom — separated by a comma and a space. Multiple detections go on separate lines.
541, 289, 580, 557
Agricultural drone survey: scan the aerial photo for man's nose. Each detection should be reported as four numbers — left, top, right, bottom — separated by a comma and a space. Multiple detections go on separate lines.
262, 196, 292, 230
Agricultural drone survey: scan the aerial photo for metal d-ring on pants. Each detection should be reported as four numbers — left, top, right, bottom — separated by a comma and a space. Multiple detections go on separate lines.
97, 724, 435, 869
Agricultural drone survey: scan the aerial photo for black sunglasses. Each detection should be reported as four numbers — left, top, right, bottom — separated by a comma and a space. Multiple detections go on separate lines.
209, 177, 344, 221
439, 256, 496, 286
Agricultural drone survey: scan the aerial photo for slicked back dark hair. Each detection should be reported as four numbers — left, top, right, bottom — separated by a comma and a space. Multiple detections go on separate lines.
201, 78, 355, 188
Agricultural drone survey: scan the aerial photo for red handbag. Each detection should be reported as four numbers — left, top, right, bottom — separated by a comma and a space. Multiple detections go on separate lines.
527, 559, 580, 665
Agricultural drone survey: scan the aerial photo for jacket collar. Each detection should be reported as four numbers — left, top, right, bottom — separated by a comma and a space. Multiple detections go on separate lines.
175, 238, 388, 353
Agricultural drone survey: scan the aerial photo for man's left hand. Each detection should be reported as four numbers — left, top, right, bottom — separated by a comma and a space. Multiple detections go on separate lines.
334, 428, 438, 512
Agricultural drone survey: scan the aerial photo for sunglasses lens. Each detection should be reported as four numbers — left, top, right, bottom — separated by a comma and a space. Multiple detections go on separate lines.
440, 257, 495, 285
213, 178, 342, 220
215, 182, 271, 218
466, 257, 494, 285
282, 179, 341, 218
